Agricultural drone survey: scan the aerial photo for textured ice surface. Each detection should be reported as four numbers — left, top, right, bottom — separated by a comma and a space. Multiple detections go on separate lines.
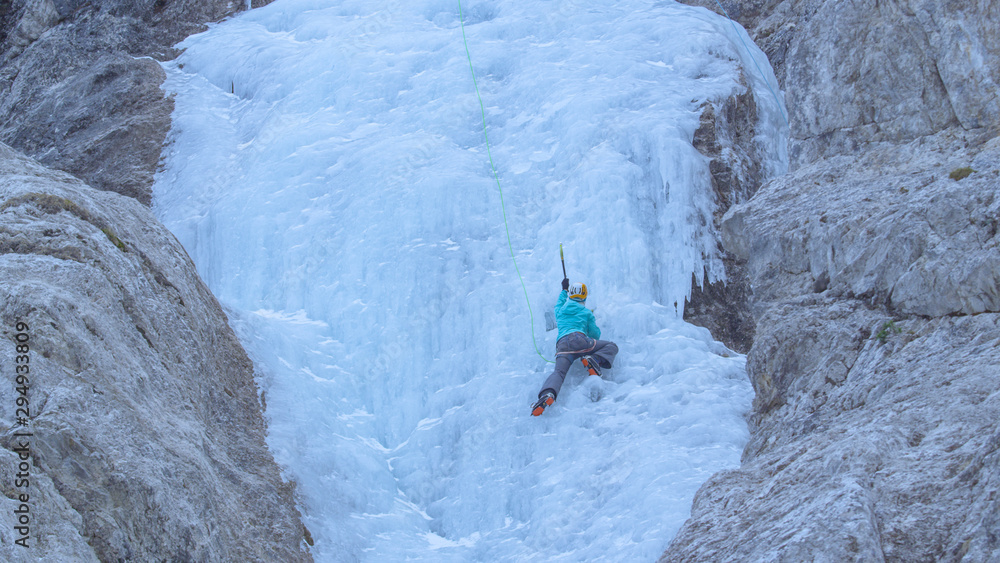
154, 0, 786, 560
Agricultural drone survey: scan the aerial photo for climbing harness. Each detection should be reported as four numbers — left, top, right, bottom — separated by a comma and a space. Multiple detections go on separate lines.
555, 339, 597, 357
458, 0, 554, 364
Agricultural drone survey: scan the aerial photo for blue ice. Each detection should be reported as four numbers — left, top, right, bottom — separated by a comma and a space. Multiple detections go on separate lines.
154, 0, 787, 560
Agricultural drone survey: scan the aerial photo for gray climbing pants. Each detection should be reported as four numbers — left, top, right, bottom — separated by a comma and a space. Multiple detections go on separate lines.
539, 332, 618, 398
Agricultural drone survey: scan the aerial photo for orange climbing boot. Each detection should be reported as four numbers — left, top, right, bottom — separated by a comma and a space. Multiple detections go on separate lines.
531, 391, 555, 416
581, 356, 602, 377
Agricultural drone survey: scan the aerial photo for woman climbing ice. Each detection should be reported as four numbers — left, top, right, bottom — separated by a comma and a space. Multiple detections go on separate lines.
532, 279, 619, 416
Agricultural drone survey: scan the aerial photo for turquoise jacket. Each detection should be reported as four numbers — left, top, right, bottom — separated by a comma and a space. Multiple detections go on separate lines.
554, 290, 601, 341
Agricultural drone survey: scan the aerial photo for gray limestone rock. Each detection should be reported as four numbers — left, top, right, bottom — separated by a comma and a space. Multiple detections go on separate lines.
0, 0, 271, 204
664, 308, 1000, 562
723, 130, 1000, 318
665, 1, 1000, 561
683, 0, 1000, 168
684, 81, 765, 354
0, 142, 311, 562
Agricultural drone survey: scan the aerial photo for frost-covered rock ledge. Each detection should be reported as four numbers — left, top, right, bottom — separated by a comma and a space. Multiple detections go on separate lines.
667, 0, 1000, 560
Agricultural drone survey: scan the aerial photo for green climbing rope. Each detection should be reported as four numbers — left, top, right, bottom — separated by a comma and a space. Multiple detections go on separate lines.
458, 0, 554, 364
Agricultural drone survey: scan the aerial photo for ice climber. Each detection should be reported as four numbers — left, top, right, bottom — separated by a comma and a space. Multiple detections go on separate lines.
531, 278, 619, 416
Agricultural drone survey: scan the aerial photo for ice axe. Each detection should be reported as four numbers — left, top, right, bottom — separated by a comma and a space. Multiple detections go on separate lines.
560, 243, 567, 280
544, 244, 566, 332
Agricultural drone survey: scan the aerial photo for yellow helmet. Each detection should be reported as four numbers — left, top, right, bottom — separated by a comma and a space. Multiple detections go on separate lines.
569, 282, 588, 301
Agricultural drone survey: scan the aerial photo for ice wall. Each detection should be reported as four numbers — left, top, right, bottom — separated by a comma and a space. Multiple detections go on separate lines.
154, 0, 786, 560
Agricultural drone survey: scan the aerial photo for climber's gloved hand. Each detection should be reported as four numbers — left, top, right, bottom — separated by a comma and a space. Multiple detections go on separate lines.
562, 278, 570, 290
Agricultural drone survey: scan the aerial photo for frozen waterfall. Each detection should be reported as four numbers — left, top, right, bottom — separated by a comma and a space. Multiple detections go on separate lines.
153, 0, 787, 560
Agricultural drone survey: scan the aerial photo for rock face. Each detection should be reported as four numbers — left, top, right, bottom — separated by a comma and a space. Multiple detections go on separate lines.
0, 143, 310, 561
684, 0, 1000, 168
684, 86, 765, 354
667, 1, 1000, 561
0, 0, 270, 204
